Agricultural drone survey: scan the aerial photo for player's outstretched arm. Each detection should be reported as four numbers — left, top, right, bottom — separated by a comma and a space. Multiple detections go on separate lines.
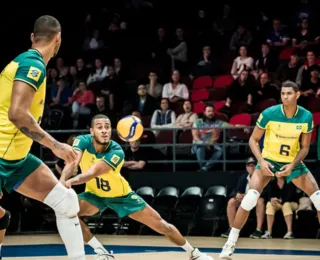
9, 81, 77, 163
60, 150, 83, 183
66, 160, 110, 187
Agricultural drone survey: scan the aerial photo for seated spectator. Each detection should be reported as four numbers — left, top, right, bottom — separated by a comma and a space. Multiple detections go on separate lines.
231, 45, 254, 79
174, 100, 198, 129
50, 78, 73, 107
254, 43, 278, 76
299, 68, 320, 107
229, 24, 253, 52
162, 70, 189, 104
123, 139, 148, 172
86, 58, 108, 86
221, 157, 265, 239
150, 98, 176, 136
83, 29, 104, 51
275, 54, 300, 84
266, 19, 290, 48
130, 84, 157, 116
68, 81, 94, 128
262, 177, 299, 239
296, 50, 320, 87
89, 96, 117, 127
254, 72, 280, 104
146, 71, 163, 99
190, 45, 215, 78
219, 69, 255, 114
75, 58, 89, 82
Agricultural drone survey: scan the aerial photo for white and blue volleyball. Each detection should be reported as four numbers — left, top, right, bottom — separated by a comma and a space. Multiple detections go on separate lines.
116, 115, 144, 142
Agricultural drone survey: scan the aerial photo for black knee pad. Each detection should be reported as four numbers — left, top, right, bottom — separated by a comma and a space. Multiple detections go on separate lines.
0, 210, 11, 230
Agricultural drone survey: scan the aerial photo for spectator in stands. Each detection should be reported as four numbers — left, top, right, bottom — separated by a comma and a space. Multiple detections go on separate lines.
221, 157, 265, 239
89, 95, 117, 127
150, 98, 176, 136
68, 66, 79, 89
83, 29, 105, 51
174, 100, 198, 129
162, 70, 189, 104
213, 4, 234, 39
254, 43, 278, 75
146, 71, 163, 99
68, 81, 95, 128
167, 28, 188, 74
229, 24, 253, 52
219, 69, 255, 114
292, 18, 320, 53
266, 19, 290, 48
296, 50, 320, 86
275, 54, 300, 84
50, 78, 73, 107
75, 57, 89, 81
191, 105, 224, 171
254, 72, 280, 104
114, 57, 127, 79
190, 45, 215, 78
262, 177, 299, 239
86, 58, 108, 86
123, 139, 148, 172
56, 57, 68, 75
298, 67, 320, 107
130, 84, 157, 116
231, 45, 254, 79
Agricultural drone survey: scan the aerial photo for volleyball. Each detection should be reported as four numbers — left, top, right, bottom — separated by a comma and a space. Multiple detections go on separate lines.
116, 115, 144, 142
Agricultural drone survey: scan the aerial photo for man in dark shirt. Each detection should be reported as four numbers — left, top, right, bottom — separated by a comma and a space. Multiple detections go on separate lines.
123, 139, 148, 172
221, 157, 266, 239
261, 177, 299, 239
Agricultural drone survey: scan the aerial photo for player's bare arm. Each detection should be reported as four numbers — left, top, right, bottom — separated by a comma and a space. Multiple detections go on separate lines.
60, 150, 83, 184
249, 126, 274, 176
276, 132, 311, 177
66, 160, 111, 187
9, 81, 77, 163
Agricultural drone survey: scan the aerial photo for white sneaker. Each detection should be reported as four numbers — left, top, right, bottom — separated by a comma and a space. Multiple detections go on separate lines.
219, 242, 235, 260
261, 231, 272, 239
94, 254, 115, 260
283, 232, 294, 239
190, 248, 214, 260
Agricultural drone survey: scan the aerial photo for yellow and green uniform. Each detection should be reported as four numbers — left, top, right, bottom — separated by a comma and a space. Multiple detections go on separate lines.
73, 134, 146, 217
0, 49, 46, 192
256, 104, 313, 183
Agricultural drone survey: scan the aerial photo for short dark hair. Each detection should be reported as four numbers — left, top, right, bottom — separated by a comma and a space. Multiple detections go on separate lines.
282, 80, 299, 92
33, 15, 61, 42
205, 104, 214, 110
91, 114, 110, 127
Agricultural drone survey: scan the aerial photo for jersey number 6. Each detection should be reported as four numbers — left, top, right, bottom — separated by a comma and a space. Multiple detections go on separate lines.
95, 177, 111, 192
280, 144, 290, 156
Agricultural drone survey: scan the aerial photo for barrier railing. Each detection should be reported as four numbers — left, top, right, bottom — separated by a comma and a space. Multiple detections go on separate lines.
42, 126, 317, 172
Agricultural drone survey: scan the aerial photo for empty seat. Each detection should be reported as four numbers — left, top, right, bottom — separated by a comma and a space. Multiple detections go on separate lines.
176, 187, 203, 216
136, 186, 156, 205
193, 101, 206, 114
153, 187, 180, 219
228, 113, 252, 141
191, 89, 210, 102
213, 75, 233, 88
192, 76, 213, 89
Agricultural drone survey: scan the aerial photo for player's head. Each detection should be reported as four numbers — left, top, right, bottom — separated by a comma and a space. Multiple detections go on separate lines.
31, 15, 62, 58
281, 80, 300, 105
90, 114, 112, 145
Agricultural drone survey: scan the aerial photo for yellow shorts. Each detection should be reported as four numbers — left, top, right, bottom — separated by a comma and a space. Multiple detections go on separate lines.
266, 202, 298, 216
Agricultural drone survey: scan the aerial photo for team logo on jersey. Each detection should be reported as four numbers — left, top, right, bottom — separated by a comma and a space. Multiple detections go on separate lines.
27, 66, 41, 82
73, 139, 80, 146
111, 154, 120, 164
296, 125, 302, 130
257, 114, 263, 123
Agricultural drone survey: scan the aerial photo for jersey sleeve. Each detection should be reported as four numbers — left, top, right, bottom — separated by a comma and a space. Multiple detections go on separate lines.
103, 149, 124, 170
14, 58, 46, 91
303, 112, 314, 133
72, 135, 89, 152
256, 109, 270, 129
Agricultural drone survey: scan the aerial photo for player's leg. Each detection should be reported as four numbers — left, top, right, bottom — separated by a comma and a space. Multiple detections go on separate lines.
221, 198, 240, 238
77, 197, 113, 257
250, 197, 265, 239
220, 169, 271, 259
14, 158, 85, 260
129, 204, 213, 260
291, 172, 320, 222
0, 206, 11, 259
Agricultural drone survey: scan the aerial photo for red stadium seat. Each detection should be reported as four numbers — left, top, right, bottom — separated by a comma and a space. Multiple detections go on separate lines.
255, 99, 277, 113
213, 101, 226, 112
191, 89, 210, 102
228, 113, 252, 140
311, 112, 320, 143
192, 76, 213, 89
213, 75, 233, 88
193, 101, 206, 114
279, 47, 296, 60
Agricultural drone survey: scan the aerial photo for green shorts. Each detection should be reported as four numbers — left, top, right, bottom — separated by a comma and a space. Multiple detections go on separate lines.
0, 153, 43, 193
78, 191, 147, 218
256, 158, 310, 183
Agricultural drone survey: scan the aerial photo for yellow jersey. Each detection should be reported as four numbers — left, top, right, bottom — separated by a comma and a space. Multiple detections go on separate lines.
257, 104, 313, 163
73, 134, 132, 198
0, 49, 46, 160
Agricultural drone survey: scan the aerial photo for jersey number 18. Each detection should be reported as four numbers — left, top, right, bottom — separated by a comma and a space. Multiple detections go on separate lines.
95, 177, 111, 192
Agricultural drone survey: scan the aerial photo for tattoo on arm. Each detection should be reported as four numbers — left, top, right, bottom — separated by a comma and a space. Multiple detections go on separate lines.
20, 127, 45, 141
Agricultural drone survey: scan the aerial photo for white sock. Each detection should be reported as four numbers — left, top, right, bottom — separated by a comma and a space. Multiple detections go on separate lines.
56, 217, 86, 259
227, 228, 240, 244
181, 240, 194, 256
88, 236, 109, 255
